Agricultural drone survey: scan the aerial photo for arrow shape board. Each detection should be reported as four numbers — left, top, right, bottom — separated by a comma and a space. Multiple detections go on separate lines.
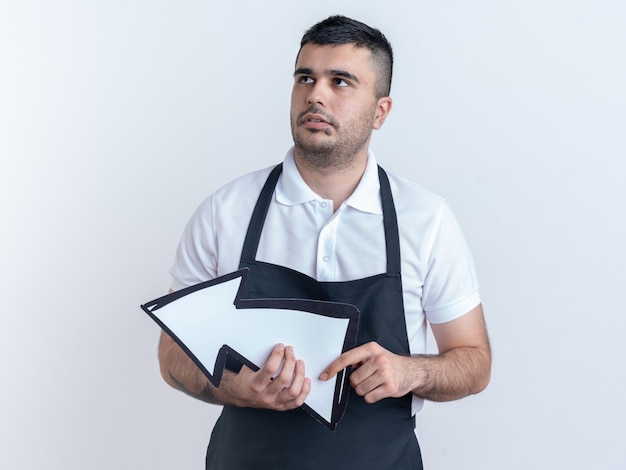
142, 268, 360, 431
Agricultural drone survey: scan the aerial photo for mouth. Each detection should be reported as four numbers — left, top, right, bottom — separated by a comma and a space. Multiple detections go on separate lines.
300, 113, 333, 130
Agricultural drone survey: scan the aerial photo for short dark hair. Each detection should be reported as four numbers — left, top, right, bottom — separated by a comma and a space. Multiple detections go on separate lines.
298, 15, 394, 98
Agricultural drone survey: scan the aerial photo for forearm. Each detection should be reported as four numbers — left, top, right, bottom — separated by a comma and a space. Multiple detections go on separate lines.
158, 331, 235, 405
158, 334, 310, 410
410, 345, 491, 402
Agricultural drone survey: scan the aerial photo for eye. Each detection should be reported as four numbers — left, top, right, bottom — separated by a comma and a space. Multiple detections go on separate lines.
333, 78, 349, 87
299, 76, 315, 84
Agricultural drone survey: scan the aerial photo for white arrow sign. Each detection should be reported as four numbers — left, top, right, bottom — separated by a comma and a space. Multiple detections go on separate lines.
141, 268, 360, 430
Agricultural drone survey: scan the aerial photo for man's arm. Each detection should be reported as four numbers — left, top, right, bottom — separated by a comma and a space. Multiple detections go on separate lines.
158, 330, 223, 404
319, 304, 491, 403
412, 304, 491, 401
158, 330, 312, 410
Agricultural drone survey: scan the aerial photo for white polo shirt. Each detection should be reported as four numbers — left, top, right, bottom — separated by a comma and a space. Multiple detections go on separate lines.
170, 148, 481, 412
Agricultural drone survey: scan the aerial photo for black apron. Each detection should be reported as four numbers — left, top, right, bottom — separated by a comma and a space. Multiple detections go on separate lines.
206, 164, 423, 469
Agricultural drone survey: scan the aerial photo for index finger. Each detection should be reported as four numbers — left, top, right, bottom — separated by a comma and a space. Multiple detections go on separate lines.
255, 343, 286, 382
319, 347, 369, 381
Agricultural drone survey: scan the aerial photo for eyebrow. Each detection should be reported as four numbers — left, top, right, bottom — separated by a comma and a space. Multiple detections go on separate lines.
294, 67, 360, 84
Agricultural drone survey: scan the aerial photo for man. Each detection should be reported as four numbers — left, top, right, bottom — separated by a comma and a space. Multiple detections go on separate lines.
158, 15, 491, 469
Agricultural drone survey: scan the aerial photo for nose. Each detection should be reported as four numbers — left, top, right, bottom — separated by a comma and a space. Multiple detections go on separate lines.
306, 81, 327, 107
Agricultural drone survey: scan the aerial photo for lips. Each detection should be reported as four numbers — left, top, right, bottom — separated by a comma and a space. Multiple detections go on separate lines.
300, 111, 333, 129
304, 114, 327, 124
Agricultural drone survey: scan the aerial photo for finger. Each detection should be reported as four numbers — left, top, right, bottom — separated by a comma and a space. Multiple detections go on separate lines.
268, 346, 297, 393
319, 347, 368, 381
351, 373, 382, 398
280, 362, 311, 409
347, 355, 379, 385
278, 359, 306, 402
352, 360, 402, 402
362, 386, 387, 404
360, 368, 402, 403
279, 379, 311, 410
255, 343, 286, 384
292, 375, 312, 407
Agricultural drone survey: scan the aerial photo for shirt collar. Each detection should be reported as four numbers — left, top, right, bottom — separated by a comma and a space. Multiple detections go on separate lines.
276, 147, 383, 215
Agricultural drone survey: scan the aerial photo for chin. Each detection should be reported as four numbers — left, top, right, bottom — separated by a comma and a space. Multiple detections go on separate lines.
294, 139, 334, 156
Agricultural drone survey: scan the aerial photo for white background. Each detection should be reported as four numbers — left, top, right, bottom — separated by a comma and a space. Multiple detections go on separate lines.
1, 1, 624, 468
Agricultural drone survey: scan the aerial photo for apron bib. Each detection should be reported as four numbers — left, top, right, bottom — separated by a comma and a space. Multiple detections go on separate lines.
206, 164, 423, 469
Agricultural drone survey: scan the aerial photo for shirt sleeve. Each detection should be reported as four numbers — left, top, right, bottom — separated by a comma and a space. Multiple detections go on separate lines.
421, 201, 481, 324
169, 196, 219, 291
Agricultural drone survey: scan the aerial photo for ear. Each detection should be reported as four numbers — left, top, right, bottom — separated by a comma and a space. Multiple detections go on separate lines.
373, 97, 393, 130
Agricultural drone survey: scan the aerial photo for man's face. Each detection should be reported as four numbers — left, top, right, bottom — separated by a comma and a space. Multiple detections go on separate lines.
290, 43, 391, 170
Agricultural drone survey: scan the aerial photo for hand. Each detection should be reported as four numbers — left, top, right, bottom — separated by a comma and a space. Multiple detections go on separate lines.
227, 343, 311, 411
319, 341, 417, 404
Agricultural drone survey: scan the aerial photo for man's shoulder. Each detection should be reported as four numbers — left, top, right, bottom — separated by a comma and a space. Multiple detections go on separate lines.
185, 165, 278, 227
384, 169, 447, 215
202, 165, 277, 205
217, 165, 276, 195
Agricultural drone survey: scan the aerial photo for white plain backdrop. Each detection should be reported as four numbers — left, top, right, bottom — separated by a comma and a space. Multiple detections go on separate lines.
1, 1, 625, 469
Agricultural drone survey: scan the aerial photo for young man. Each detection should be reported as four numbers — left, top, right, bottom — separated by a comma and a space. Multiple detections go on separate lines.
158, 15, 491, 469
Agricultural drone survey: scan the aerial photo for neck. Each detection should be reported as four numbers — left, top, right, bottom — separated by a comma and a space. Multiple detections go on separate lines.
294, 150, 368, 212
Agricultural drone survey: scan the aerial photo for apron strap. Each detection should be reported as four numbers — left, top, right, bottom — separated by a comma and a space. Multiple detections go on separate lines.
239, 163, 283, 264
239, 163, 402, 276
378, 166, 402, 275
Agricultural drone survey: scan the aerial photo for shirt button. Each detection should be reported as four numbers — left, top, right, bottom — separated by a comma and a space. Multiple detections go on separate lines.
320, 201, 328, 209
322, 255, 330, 262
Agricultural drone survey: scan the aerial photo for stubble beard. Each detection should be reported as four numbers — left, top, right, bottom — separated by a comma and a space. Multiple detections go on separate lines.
290, 107, 373, 172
